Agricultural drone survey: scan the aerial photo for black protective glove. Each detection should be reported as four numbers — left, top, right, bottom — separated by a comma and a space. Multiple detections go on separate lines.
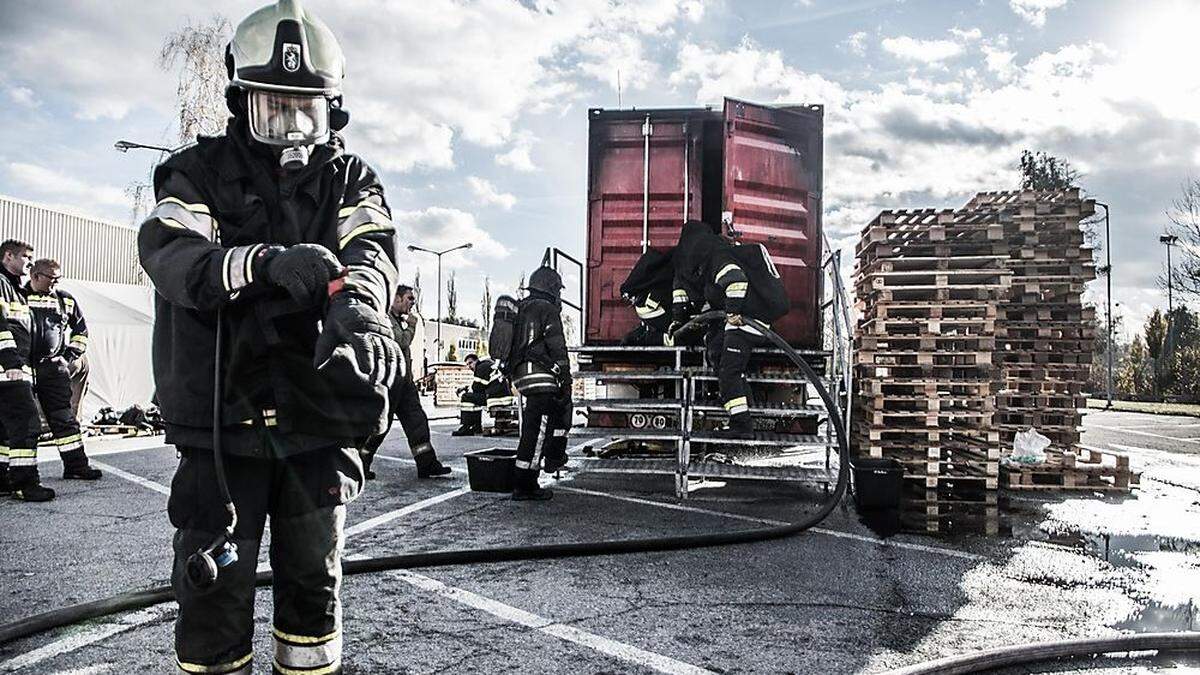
314, 295, 402, 391
62, 347, 83, 363
256, 244, 345, 306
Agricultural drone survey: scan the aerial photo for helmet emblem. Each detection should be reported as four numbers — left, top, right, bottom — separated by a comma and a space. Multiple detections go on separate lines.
282, 43, 301, 72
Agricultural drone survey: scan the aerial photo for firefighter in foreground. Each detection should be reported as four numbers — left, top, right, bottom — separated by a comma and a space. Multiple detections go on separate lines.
507, 266, 572, 500
672, 221, 789, 435
452, 352, 510, 436
137, 2, 399, 673
361, 284, 451, 479
26, 258, 102, 480
0, 239, 55, 501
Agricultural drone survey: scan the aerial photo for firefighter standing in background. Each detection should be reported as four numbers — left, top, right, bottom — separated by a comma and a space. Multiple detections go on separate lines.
0, 239, 55, 502
137, 2, 399, 673
452, 352, 509, 436
26, 258, 102, 480
509, 266, 572, 500
361, 284, 451, 479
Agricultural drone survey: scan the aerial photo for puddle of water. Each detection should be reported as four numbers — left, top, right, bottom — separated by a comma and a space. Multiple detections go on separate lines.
1116, 599, 1197, 631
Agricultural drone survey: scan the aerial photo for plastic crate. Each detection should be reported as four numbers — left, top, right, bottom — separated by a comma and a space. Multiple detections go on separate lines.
465, 447, 517, 492
851, 457, 903, 510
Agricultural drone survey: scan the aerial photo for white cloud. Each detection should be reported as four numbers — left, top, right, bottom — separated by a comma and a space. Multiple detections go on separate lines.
1009, 0, 1069, 28
6, 85, 37, 108
949, 27, 983, 42
670, 37, 848, 108
840, 31, 868, 57
392, 206, 508, 264
495, 132, 537, 172
5, 161, 128, 213
880, 36, 965, 64
466, 176, 516, 210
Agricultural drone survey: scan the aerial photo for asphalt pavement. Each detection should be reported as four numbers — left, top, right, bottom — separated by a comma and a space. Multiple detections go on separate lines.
1, 407, 1199, 673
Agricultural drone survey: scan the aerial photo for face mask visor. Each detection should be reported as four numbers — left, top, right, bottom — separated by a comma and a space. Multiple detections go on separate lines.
247, 90, 330, 147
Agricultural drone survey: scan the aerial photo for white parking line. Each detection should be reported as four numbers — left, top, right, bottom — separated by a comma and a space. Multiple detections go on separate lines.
0, 607, 172, 673
344, 487, 471, 537
1088, 424, 1200, 445
89, 460, 171, 496
390, 569, 715, 675
557, 486, 983, 561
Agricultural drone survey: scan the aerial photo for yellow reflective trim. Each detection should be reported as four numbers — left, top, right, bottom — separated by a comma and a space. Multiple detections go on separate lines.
715, 263, 742, 283
177, 652, 253, 673
54, 434, 83, 445
7, 449, 37, 458
672, 289, 689, 300
723, 396, 748, 411
272, 627, 340, 645
158, 196, 211, 214
337, 199, 389, 219
157, 216, 189, 230
338, 222, 393, 249
272, 662, 341, 675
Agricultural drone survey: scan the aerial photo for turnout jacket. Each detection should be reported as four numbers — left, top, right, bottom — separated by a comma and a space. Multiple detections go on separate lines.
389, 311, 418, 383
510, 292, 570, 396
0, 267, 32, 380
25, 286, 88, 362
671, 220, 789, 325
138, 119, 398, 455
469, 358, 510, 400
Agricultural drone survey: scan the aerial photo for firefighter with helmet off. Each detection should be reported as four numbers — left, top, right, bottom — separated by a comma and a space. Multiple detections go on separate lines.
508, 265, 572, 500
137, 1, 400, 673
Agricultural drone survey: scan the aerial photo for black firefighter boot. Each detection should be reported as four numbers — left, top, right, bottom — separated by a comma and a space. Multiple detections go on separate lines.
10, 468, 55, 502
62, 451, 103, 480
415, 450, 452, 478
452, 410, 483, 437
511, 468, 553, 501
0, 465, 10, 496
721, 412, 755, 438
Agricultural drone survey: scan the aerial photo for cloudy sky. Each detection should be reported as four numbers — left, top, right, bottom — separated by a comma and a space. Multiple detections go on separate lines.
0, 0, 1196, 337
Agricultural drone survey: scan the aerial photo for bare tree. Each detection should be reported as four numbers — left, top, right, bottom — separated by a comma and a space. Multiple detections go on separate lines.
413, 267, 422, 315
1168, 176, 1200, 297
159, 15, 232, 145
446, 271, 458, 320
1019, 150, 1081, 191
480, 276, 493, 336
515, 271, 526, 299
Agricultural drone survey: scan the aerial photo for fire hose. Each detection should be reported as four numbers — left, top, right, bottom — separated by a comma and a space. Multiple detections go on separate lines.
2, 312, 1196, 673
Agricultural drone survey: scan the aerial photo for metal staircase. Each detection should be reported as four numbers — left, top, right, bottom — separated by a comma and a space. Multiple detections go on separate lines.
568, 234, 853, 499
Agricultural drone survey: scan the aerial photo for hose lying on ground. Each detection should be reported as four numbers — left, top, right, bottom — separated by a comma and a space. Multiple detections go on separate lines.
0, 312, 850, 647
886, 631, 1200, 675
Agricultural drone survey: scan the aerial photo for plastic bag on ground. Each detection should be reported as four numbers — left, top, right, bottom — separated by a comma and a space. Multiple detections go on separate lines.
1007, 427, 1052, 465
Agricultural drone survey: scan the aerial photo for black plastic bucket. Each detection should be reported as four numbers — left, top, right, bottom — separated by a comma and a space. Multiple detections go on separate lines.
851, 457, 903, 510
465, 447, 517, 493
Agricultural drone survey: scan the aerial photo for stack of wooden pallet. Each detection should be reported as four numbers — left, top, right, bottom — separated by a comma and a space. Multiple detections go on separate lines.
966, 189, 1096, 455
854, 209, 1012, 533
853, 188, 1133, 532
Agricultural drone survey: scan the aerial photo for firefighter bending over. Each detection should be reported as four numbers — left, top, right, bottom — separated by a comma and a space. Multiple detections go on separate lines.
452, 353, 510, 436
137, 2, 400, 672
672, 221, 789, 436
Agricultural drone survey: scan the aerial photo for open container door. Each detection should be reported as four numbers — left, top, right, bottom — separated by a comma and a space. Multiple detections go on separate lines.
722, 98, 824, 347
585, 109, 707, 344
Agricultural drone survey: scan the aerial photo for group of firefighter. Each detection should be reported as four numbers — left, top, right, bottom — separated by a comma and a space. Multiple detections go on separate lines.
0, 239, 100, 503
9, 1, 784, 672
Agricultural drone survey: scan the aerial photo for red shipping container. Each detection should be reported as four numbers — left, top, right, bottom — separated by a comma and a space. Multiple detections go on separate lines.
584, 98, 824, 347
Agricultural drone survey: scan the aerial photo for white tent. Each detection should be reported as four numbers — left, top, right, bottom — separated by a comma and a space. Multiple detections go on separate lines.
59, 280, 155, 422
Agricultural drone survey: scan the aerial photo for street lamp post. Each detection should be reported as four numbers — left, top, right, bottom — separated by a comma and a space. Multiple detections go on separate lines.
407, 242, 473, 361
1095, 202, 1113, 408
1161, 234, 1179, 373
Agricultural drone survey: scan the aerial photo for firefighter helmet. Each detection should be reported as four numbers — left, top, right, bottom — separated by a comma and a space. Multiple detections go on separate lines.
528, 266, 564, 299
227, 0, 345, 149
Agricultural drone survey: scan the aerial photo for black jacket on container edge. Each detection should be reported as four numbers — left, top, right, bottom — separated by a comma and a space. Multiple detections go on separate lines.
510, 292, 570, 396
25, 286, 88, 362
137, 119, 398, 455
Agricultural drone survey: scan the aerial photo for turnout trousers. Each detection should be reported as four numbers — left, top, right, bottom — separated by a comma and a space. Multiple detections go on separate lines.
361, 377, 433, 474
514, 393, 568, 485
34, 360, 90, 471
169, 445, 363, 675
458, 390, 486, 430
706, 325, 769, 426
0, 380, 42, 489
